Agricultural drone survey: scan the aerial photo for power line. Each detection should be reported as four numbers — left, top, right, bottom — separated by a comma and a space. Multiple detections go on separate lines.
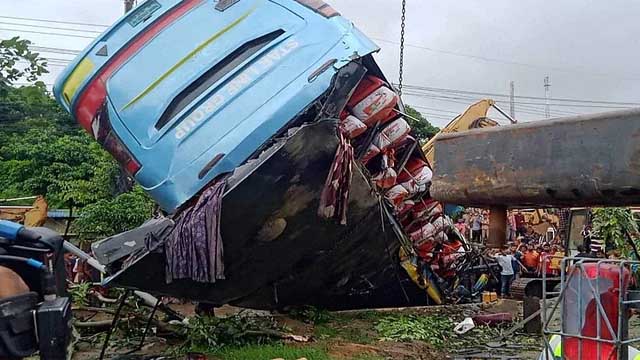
0, 15, 109, 28
0, 27, 96, 39
404, 93, 588, 118
408, 105, 460, 115
373, 37, 640, 81
30, 46, 81, 56
399, 84, 640, 106
0, 21, 103, 34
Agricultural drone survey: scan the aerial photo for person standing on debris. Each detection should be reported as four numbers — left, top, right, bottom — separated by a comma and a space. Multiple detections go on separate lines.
493, 246, 515, 298
471, 212, 483, 243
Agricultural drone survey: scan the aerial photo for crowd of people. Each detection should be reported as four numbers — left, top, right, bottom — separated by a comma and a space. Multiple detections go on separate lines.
452, 207, 616, 298
490, 240, 566, 297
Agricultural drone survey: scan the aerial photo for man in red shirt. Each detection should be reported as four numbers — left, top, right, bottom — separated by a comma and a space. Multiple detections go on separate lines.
521, 245, 541, 275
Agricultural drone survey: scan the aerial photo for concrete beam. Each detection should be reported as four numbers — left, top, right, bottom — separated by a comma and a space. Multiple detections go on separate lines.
430, 108, 640, 208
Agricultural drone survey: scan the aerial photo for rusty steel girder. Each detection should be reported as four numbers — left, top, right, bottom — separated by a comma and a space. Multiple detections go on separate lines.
430, 108, 640, 207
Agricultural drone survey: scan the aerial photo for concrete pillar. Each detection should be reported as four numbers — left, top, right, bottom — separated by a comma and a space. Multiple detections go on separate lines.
487, 206, 507, 249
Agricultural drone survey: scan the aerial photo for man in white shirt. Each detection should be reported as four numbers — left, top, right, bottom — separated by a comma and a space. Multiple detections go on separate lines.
493, 246, 515, 298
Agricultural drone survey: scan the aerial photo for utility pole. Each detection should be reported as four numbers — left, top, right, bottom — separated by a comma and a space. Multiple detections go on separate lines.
544, 76, 551, 119
124, 0, 135, 13
509, 81, 516, 119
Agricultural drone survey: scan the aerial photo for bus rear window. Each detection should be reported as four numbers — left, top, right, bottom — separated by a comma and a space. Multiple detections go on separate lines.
155, 29, 285, 130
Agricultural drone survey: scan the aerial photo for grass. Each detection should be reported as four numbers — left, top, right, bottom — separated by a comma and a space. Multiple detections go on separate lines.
314, 313, 377, 344
352, 355, 385, 360
212, 343, 330, 360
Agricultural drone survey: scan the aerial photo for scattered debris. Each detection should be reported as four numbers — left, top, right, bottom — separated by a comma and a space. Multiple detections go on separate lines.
454, 317, 475, 334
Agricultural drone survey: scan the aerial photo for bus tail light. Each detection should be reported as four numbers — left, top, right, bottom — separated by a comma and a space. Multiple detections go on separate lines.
295, 0, 339, 18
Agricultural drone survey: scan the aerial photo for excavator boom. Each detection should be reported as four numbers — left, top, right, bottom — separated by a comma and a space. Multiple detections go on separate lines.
422, 99, 499, 165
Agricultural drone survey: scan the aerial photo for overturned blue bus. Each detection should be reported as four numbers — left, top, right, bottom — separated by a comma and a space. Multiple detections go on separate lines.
54, 0, 472, 309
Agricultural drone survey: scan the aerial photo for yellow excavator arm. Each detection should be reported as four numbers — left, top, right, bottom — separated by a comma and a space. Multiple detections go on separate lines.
422, 99, 500, 166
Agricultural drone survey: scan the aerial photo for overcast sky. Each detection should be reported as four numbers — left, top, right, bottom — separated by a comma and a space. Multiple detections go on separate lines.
2, 0, 639, 126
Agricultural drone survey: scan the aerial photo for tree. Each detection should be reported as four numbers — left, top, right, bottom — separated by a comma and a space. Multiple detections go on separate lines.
404, 105, 441, 143
73, 186, 154, 240
0, 38, 154, 240
0, 37, 48, 91
0, 85, 119, 208
592, 207, 640, 258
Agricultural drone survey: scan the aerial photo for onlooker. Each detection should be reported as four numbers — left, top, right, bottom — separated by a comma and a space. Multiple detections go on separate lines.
549, 245, 565, 276
507, 211, 517, 242
524, 225, 538, 244
511, 244, 524, 280
455, 218, 469, 239
576, 244, 592, 258
522, 244, 541, 274
590, 236, 606, 258
493, 246, 515, 298
540, 243, 554, 276
515, 210, 526, 236
471, 212, 483, 243
557, 208, 571, 245
481, 210, 490, 242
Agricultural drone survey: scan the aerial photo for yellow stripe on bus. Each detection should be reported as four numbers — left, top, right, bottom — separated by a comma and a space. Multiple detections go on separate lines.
122, 6, 256, 110
61, 58, 95, 105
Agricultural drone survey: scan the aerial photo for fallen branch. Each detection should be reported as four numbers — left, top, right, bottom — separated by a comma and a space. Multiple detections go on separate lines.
240, 330, 310, 342
74, 316, 136, 328
92, 292, 119, 304
73, 306, 117, 315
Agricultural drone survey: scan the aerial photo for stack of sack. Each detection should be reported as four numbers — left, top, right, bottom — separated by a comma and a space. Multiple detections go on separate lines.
339, 75, 455, 264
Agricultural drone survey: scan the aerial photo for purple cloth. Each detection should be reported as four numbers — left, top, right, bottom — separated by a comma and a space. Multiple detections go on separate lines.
165, 179, 226, 284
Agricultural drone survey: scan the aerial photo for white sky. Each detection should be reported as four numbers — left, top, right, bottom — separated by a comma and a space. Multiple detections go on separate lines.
2, 0, 639, 126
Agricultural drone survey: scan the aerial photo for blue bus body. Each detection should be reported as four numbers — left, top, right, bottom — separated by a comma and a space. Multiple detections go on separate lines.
54, 0, 378, 213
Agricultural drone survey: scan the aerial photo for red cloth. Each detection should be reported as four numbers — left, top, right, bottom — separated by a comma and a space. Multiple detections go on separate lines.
318, 130, 354, 225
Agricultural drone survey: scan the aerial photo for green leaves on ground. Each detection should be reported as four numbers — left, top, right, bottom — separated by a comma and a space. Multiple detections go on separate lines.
177, 314, 287, 354
374, 314, 453, 347
290, 305, 333, 325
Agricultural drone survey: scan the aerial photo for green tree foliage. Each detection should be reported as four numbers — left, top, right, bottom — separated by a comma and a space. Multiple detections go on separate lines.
73, 186, 153, 239
0, 37, 48, 90
0, 40, 153, 239
0, 85, 119, 207
593, 207, 640, 258
404, 105, 441, 143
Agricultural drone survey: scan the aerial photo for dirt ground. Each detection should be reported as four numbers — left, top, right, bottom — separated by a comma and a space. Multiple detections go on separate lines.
72, 297, 640, 360
72, 300, 547, 360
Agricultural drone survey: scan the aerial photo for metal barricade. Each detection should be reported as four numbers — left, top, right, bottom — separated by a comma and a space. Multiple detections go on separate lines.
541, 257, 640, 360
